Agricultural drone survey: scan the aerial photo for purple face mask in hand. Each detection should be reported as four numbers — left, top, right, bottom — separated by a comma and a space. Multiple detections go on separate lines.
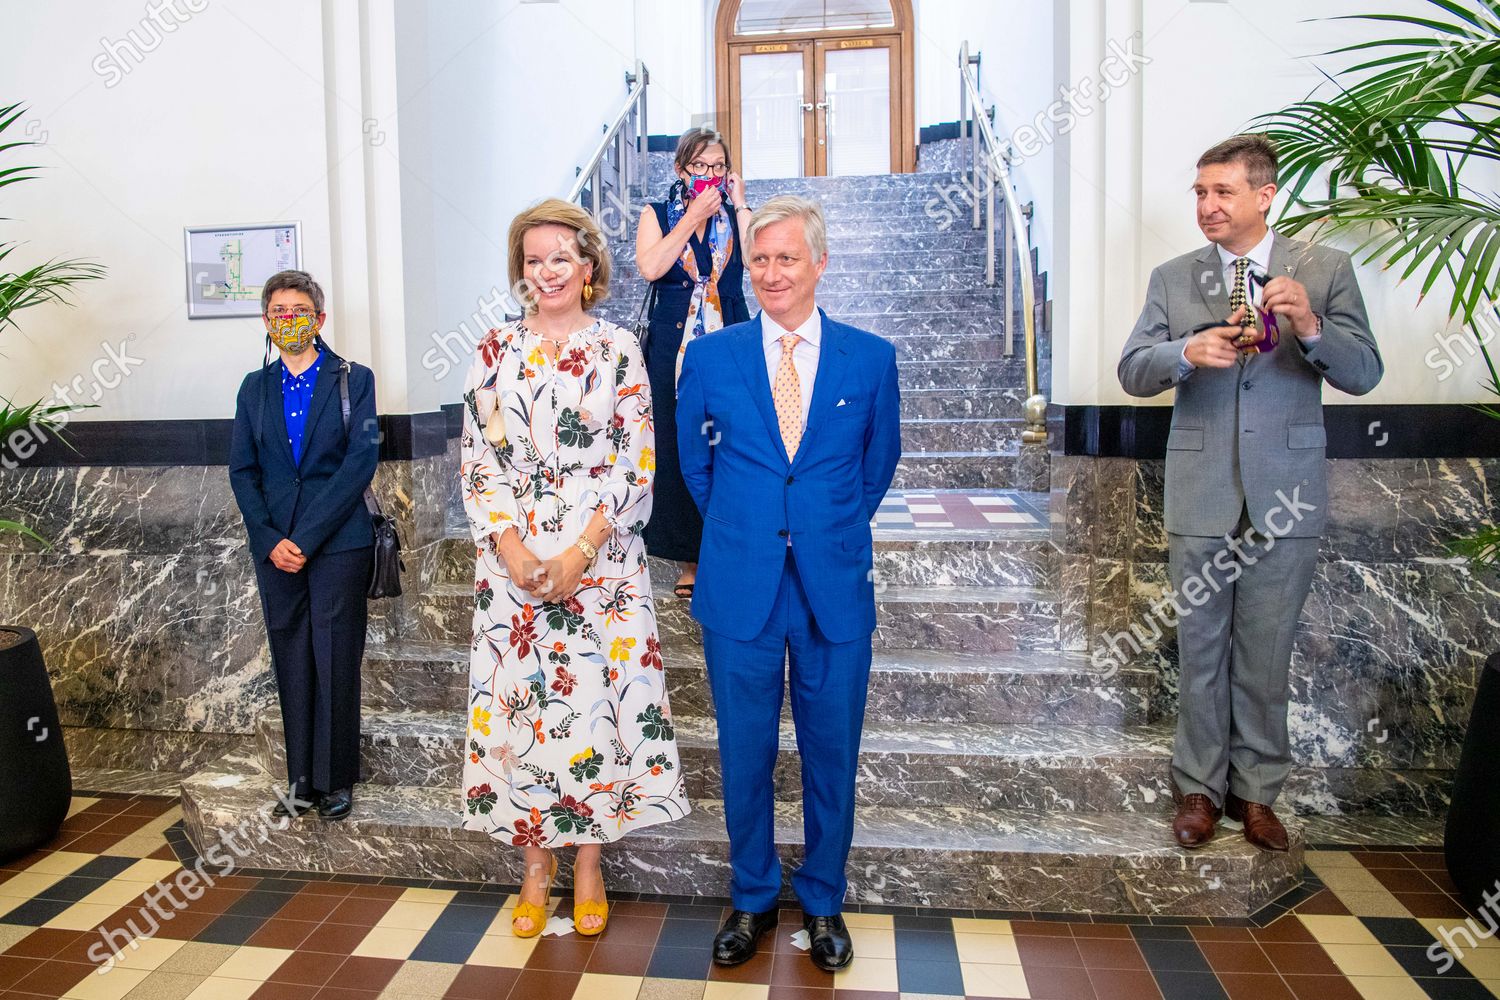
1239, 269, 1280, 354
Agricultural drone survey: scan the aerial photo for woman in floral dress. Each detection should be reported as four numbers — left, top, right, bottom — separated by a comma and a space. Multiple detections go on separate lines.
459, 199, 690, 937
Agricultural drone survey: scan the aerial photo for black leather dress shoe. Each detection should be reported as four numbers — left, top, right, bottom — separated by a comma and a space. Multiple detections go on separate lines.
712, 909, 777, 966
317, 788, 352, 820
271, 788, 315, 819
804, 913, 853, 972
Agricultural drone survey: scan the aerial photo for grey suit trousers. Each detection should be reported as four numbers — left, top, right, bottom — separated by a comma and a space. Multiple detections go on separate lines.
1168, 507, 1317, 807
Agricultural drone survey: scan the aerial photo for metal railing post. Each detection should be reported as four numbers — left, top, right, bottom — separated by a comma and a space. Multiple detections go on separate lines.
984, 153, 995, 287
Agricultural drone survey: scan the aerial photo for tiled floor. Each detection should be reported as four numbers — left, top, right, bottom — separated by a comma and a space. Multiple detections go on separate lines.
1, 793, 1497, 999
871, 490, 1047, 532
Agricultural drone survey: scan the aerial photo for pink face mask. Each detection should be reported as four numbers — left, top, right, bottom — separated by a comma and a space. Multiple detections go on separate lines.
688, 174, 723, 197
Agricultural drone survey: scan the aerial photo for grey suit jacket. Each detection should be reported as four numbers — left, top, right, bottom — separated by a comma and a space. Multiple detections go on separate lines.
1117, 233, 1383, 538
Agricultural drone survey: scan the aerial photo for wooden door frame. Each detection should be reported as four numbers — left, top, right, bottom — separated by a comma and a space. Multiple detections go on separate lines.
725, 38, 817, 181
714, 0, 916, 175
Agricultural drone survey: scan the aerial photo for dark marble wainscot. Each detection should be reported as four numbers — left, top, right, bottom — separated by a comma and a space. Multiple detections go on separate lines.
1053, 454, 1500, 818
0, 446, 455, 745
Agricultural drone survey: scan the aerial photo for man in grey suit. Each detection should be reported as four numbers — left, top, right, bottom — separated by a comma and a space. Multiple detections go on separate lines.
1118, 135, 1382, 851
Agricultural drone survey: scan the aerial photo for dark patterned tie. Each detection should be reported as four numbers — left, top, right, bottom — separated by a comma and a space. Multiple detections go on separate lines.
1229, 257, 1252, 365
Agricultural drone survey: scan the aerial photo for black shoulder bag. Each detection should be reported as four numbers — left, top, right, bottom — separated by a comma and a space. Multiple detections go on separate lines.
632, 283, 657, 355
338, 362, 404, 599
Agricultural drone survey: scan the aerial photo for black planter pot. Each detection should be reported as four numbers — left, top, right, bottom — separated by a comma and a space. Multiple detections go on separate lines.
1445, 651, 1500, 911
0, 627, 72, 863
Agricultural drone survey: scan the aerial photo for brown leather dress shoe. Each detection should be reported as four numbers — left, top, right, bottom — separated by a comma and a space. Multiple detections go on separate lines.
1226, 794, 1289, 852
1171, 793, 1221, 848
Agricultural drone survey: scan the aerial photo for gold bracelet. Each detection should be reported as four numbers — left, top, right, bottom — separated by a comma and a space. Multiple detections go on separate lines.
575, 535, 599, 562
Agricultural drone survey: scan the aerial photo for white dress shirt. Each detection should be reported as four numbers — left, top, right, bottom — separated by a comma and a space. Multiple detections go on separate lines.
761, 307, 821, 427
1180, 227, 1316, 374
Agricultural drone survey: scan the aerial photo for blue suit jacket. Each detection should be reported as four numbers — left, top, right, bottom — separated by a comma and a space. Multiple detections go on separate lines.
676, 310, 901, 643
228, 350, 380, 564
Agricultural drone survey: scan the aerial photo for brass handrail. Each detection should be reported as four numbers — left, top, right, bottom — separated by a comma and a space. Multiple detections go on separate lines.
567, 60, 650, 240
958, 42, 1047, 444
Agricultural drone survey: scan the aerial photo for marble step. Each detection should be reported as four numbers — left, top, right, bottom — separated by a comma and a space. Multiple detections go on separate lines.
180, 748, 1303, 915
899, 417, 1031, 452
896, 358, 1032, 389
611, 256, 993, 286
395, 583, 1060, 652
892, 451, 1033, 490
255, 710, 1182, 813
361, 642, 1157, 726
607, 284, 1009, 315
900, 387, 1031, 419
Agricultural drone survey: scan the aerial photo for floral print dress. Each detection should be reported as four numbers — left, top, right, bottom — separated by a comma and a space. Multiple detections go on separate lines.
459, 318, 690, 847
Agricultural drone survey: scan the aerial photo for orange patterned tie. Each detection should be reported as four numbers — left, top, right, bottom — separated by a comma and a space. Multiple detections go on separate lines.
773, 333, 803, 459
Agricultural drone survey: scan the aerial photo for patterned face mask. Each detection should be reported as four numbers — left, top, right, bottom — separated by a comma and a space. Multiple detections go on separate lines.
268, 313, 318, 354
688, 174, 723, 197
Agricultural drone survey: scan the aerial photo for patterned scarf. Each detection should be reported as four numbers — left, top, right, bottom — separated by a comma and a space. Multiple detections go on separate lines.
665, 179, 734, 385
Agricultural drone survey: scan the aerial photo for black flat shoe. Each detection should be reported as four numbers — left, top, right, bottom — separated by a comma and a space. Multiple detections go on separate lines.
317, 787, 352, 820
804, 912, 853, 972
271, 787, 315, 819
713, 908, 777, 966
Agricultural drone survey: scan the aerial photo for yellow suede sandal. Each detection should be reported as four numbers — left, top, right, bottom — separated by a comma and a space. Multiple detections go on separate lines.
574, 889, 609, 937
511, 852, 557, 938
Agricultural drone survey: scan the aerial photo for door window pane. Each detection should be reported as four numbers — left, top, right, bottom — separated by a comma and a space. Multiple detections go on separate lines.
825, 47, 890, 176
736, 0, 894, 35
739, 51, 805, 179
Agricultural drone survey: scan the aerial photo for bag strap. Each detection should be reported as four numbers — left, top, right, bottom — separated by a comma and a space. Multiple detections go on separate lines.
338, 361, 384, 519
633, 282, 656, 326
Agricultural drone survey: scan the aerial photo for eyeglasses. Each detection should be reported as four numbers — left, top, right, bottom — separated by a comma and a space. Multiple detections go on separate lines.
266, 307, 317, 318
687, 160, 728, 176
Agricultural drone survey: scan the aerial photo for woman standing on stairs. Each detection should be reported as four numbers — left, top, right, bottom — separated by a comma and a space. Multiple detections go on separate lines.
460, 199, 690, 939
635, 126, 752, 600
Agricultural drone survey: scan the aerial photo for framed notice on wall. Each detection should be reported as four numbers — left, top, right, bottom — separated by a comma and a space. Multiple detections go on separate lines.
184, 221, 302, 319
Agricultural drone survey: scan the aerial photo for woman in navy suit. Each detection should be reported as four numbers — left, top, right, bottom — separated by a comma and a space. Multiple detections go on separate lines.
635, 126, 752, 599
228, 270, 379, 821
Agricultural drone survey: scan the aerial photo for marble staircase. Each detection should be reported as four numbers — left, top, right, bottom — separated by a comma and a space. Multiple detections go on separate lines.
180, 159, 1306, 916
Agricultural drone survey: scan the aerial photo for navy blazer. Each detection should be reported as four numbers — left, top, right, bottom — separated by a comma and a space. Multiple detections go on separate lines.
228, 349, 380, 564
676, 310, 902, 643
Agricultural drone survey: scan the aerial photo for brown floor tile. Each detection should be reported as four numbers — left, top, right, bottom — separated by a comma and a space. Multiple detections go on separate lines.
766, 987, 831, 1000
301, 921, 374, 955
596, 915, 662, 948
147, 845, 179, 861
1352, 851, 1415, 869
1074, 937, 1147, 970
181, 887, 247, 914
252, 983, 319, 999
10, 958, 92, 997
324, 898, 396, 926
610, 900, 669, 918
1069, 922, 1133, 939
506, 968, 581, 1000
277, 892, 345, 923
1085, 967, 1161, 1000
585, 941, 654, 978
90, 813, 154, 837
345, 884, 403, 901
0, 955, 37, 991
268, 949, 343, 987
443, 964, 521, 999
2, 849, 54, 872
1197, 941, 1276, 975
830, 991, 896, 1000
1283, 973, 1364, 1000
1190, 925, 1256, 943
705, 947, 774, 983
1260, 942, 1341, 977
1406, 853, 1448, 871
244, 918, 318, 950
54, 833, 124, 854
524, 936, 595, 971
296, 881, 355, 898
1291, 891, 1350, 916
1024, 963, 1097, 1000
2, 930, 81, 960
1251, 917, 1315, 944
153, 909, 218, 941
311, 988, 382, 1000
1419, 868, 1461, 894
330, 956, 401, 991
1394, 891, 1469, 918
770, 951, 836, 989
1015, 934, 1084, 967
1369, 867, 1439, 894
1219, 972, 1295, 1000
1010, 920, 1073, 937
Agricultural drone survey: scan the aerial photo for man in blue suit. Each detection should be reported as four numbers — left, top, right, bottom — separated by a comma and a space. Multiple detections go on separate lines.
677, 195, 901, 972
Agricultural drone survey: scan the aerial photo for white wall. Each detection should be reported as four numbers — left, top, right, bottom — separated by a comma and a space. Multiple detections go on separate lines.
1054, 0, 1493, 408
0, 0, 335, 421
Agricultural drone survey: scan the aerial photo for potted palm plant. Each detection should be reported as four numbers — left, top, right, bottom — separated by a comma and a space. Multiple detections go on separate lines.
1254, 0, 1499, 910
0, 101, 104, 861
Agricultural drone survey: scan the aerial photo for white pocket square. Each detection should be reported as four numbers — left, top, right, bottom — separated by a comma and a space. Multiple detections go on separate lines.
836, 398, 848, 406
